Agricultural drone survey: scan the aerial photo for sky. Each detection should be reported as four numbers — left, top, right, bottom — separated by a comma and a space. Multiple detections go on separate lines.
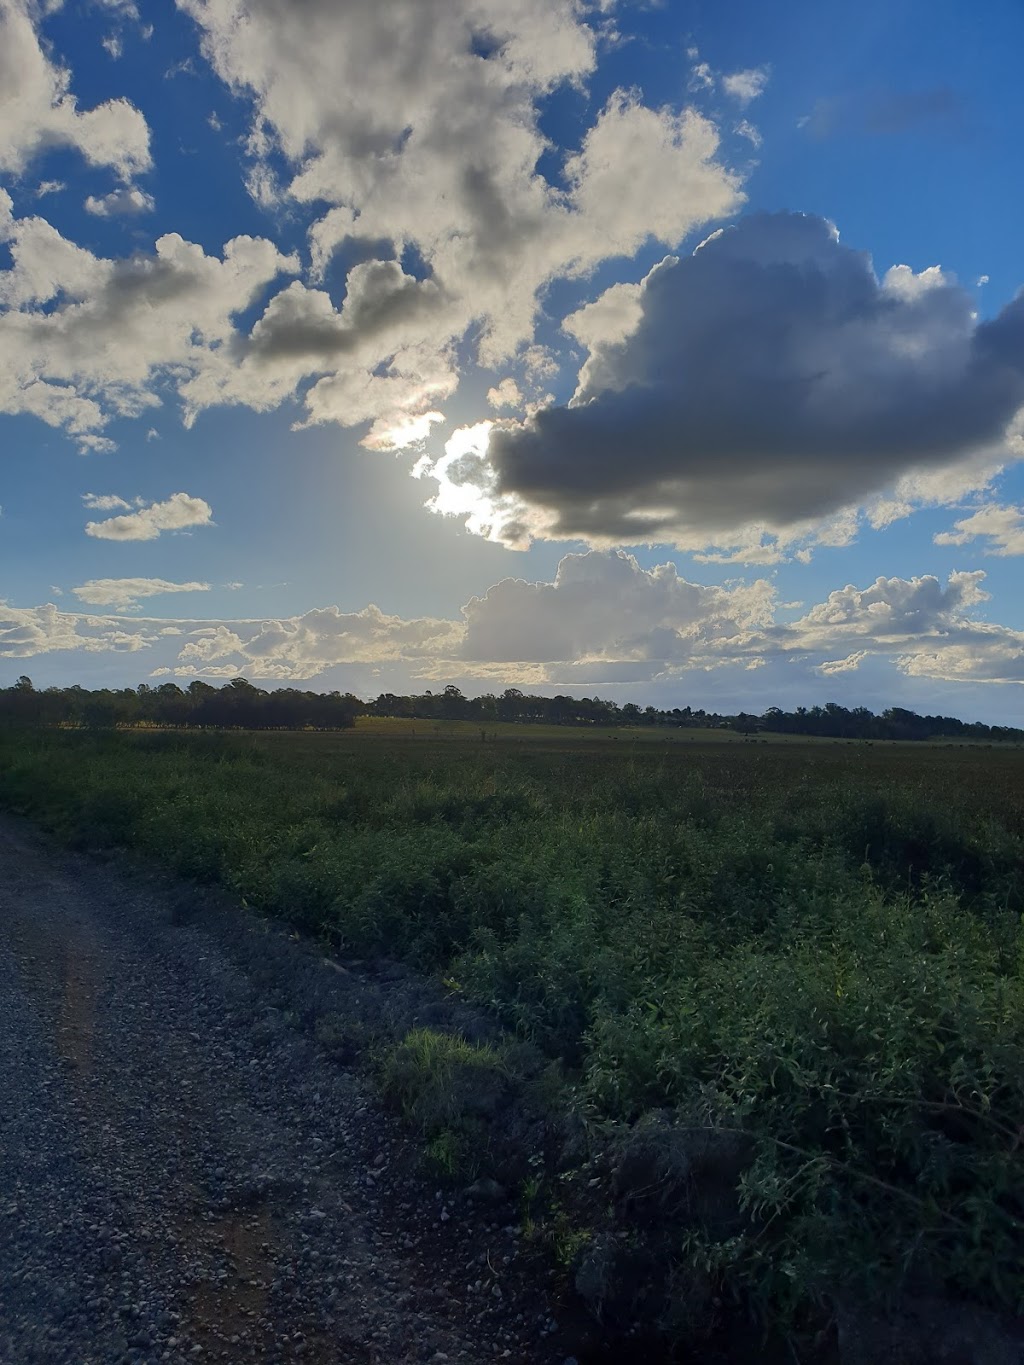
2, 0, 1024, 721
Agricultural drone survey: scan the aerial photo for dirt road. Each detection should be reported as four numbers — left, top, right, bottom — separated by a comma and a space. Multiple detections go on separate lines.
0, 818, 576, 1365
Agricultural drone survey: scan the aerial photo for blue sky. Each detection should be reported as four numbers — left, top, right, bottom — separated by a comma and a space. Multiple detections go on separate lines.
2, 0, 1023, 721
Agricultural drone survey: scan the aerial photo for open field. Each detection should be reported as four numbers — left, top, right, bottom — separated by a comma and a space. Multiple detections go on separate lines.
289, 713, 1024, 747
1, 722, 1022, 1354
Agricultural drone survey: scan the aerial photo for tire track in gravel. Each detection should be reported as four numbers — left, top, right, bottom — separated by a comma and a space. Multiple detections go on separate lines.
0, 817, 577, 1365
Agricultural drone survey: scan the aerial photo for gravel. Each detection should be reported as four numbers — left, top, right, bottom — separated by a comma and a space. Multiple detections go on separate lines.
0, 817, 577, 1365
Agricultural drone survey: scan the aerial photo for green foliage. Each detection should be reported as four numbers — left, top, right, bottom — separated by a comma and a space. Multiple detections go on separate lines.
1, 725, 1022, 1331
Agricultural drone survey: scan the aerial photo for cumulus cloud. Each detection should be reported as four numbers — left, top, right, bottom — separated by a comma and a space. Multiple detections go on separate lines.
934, 503, 1024, 556
562, 280, 643, 362
84, 186, 155, 217
787, 569, 990, 641
722, 67, 770, 106
430, 212, 1024, 552
84, 492, 214, 541
72, 578, 212, 609
0, 188, 299, 446
782, 571, 1024, 685
487, 378, 524, 411
459, 549, 775, 666
0, 0, 150, 178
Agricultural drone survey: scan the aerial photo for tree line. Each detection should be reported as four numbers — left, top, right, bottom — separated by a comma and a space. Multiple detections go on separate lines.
0, 676, 362, 731
2, 676, 1022, 742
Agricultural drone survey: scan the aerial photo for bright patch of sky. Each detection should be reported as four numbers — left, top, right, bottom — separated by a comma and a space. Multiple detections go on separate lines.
2, 0, 1024, 720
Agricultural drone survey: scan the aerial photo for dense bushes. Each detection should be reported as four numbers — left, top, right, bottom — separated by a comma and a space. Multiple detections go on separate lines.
1, 727, 1022, 1340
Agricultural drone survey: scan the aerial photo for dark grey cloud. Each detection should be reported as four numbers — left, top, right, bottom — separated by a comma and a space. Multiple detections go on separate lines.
486, 212, 1024, 545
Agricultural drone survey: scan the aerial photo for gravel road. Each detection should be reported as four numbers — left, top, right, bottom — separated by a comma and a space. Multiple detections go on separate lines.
0, 817, 578, 1365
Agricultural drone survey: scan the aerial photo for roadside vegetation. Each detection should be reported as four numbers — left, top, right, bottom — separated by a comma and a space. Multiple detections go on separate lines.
1, 721, 1022, 1353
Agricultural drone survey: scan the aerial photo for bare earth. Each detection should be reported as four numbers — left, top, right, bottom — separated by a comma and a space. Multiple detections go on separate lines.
0, 818, 579, 1365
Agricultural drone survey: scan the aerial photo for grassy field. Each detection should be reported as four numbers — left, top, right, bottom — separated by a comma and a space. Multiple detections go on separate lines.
1, 722, 1022, 1347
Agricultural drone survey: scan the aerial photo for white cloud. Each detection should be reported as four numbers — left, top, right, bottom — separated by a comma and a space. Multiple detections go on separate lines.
722, 66, 770, 106
816, 650, 867, 675
866, 453, 1003, 530
35, 179, 64, 197
101, 33, 123, 60
84, 186, 155, 217
85, 491, 215, 541
934, 503, 1024, 556
688, 57, 714, 92
72, 578, 212, 609
0, 0, 150, 178
771, 570, 1024, 686
487, 378, 524, 410
734, 119, 762, 148
561, 278, 644, 391
441, 212, 1024, 552
794, 569, 990, 631
0, 189, 299, 447
83, 492, 133, 511
522, 345, 559, 381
